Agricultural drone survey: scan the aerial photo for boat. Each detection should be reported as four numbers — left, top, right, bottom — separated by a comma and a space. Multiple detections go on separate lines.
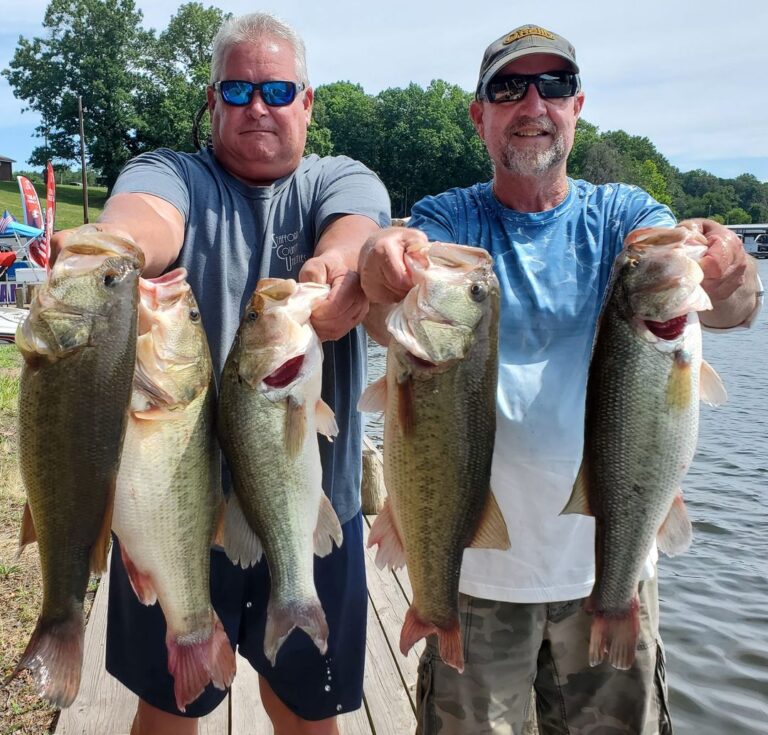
725, 223, 768, 258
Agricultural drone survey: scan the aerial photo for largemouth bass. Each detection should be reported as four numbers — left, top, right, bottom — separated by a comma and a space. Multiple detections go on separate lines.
112, 268, 235, 712
360, 242, 509, 673
217, 278, 342, 665
562, 225, 727, 670
10, 226, 144, 707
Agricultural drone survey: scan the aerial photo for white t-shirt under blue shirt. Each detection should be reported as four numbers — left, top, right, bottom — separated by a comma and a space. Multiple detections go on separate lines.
408, 179, 675, 603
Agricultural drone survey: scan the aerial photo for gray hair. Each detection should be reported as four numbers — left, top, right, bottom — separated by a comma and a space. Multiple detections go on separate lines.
209, 12, 309, 85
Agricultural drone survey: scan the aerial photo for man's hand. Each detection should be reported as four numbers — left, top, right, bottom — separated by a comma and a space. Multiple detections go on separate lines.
359, 227, 428, 304
680, 218, 760, 328
299, 252, 368, 342
681, 218, 749, 301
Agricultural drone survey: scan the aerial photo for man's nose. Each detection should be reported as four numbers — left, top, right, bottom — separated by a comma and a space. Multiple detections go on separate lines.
245, 90, 270, 116
516, 82, 548, 115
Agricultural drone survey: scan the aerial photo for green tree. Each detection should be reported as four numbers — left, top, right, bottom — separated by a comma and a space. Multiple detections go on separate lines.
3, 0, 152, 189
134, 3, 229, 153
725, 207, 751, 224
632, 159, 672, 207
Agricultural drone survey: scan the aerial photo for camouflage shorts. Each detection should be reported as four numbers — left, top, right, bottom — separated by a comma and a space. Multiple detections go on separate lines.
416, 577, 673, 735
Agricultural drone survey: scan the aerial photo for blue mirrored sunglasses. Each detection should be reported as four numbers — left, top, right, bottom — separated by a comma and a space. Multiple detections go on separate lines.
213, 80, 305, 107
483, 71, 580, 103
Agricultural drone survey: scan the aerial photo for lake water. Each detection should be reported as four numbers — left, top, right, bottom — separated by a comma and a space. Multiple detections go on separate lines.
363, 258, 768, 733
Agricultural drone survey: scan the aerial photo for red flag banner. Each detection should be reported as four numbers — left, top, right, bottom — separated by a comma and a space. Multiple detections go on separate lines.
17, 176, 44, 231
36, 161, 56, 271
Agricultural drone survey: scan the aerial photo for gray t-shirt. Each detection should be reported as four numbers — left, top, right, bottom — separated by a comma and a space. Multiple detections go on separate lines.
112, 147, 391, 523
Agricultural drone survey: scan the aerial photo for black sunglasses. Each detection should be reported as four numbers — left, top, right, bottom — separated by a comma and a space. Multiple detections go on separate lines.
483, 71, 580, 103
213, 80, 306, 107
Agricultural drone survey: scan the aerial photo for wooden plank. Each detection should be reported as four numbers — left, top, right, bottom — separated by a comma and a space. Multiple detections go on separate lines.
359, 595, 416, 734
230, 652, 372, 734
55, 562, 228, 735
362, 519, 421, 712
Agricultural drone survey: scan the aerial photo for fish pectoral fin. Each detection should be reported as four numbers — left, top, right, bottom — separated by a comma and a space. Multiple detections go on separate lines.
119, 542, 158, 606
468, 490, 510, 550
666, 353, 693, 410
315, 399, 338, 441
656, 491, 693, 557
221, 494, 263, 568
699, 359, 727, 407
89, 483, 115, 575
358, 376, 388, 413
367, 497, 407, 570
314, 495, 343, 557
18, 502, 37, 552
561, 461, 593, 516
285, 397, 306, 457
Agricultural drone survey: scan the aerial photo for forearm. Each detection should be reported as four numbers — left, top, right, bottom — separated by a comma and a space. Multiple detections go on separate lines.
97, 193, 184, 277
314, 214, 382, 271
701, 256, 762, 329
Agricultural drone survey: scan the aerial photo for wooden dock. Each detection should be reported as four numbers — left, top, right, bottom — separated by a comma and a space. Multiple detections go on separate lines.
55, 517, 423, 735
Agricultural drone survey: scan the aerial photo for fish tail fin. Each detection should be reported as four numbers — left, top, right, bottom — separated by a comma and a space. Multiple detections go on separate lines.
207, 613, 237, 690
400, 606, 464, 673
264, 598, 329, 666
119, 543, 158, 605
588, 596, 640, 670
166, 631, 213, 713
6, 612, 84, 708
657, 492, 693, 557
367, 497, 406, 570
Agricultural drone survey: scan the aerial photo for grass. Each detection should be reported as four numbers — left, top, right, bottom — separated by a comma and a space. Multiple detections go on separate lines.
0, 180, 107, 231
0, 345, 58, 734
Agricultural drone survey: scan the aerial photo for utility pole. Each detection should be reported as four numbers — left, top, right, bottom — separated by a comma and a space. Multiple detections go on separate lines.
78, 95, 90, 223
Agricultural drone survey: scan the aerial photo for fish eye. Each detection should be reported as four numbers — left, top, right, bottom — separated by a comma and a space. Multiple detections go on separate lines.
189, 308, 200, 322
469, 283, 487, 302
247, 311, 258, 321
103, 269, 120, 287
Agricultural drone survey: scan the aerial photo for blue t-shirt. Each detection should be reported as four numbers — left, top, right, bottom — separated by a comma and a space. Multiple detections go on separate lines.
113, 147, 391, 523
408, 179, 675, 601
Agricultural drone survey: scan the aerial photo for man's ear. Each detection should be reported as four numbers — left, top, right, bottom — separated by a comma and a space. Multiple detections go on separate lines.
303, 86, 314, 127
573, 91, 585, 120
206, 85, 216, 113
469, 100, 485, 140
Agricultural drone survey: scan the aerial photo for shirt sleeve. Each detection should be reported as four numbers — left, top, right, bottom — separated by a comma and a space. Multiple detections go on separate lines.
406, 192, 458, 242
111, 149, 190, 221
312, 156, 391, 236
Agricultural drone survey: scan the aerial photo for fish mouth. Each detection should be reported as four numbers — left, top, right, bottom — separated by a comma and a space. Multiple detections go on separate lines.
644, 315, 687, 341
407, 353, 437, 369
263, 354, 305, 388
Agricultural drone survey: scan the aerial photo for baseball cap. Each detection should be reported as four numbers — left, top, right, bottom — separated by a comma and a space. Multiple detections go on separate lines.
476, 25, 579, 99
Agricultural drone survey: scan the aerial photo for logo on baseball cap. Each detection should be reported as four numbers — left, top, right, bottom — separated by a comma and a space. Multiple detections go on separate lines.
476, 25, 579, 99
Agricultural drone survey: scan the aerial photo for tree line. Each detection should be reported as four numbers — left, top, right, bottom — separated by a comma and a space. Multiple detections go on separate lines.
5, 0, 767, 223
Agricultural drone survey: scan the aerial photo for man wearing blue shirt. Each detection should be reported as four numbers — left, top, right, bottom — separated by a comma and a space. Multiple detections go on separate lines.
360, 24, 760, 734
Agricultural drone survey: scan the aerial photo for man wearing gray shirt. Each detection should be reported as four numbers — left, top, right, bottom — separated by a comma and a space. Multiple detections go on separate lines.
52, 12, 389, 735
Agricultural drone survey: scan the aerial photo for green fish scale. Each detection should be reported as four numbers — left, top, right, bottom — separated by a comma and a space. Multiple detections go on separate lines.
585, 299, 699, 613
19, 281, 139, 625
218, 371, 319, 605
385, 332, 497, 629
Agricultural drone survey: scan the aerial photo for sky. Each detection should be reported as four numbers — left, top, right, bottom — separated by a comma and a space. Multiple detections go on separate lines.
1, 0, 767, 183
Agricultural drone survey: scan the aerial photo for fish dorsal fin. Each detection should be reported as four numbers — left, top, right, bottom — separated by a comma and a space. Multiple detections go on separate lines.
221, 494, 263, 568
561, 461, 593, 516
89, 481, 116, 575
357, 376, 387, 413
314, 495, 343, 558
656, 491, 693, 557
367, 497, 407, 570
699, 359, 727, 407
285, 397, 306, 457
468, 491, 510, 550
315, 399, 338, 440
18, 502, 37, 551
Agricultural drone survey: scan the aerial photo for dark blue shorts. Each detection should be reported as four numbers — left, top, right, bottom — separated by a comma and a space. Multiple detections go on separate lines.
106, 511, 367, 720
